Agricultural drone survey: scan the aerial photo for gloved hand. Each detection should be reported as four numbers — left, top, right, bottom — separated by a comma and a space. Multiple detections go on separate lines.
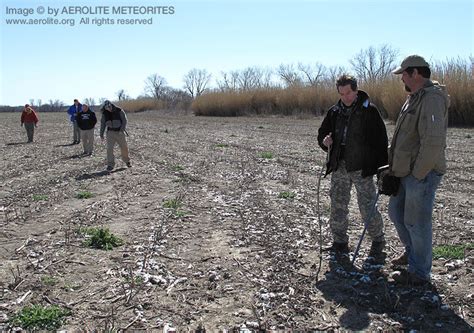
377, 165, 400, 196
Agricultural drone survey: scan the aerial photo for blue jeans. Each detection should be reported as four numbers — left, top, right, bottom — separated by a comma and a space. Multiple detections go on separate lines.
388, 170, 442, 280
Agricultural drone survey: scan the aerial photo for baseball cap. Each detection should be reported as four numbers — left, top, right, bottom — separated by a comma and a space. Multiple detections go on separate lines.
392, 55, 430, 74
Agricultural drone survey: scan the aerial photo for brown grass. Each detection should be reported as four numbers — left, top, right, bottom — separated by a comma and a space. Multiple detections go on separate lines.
192, 86, 339, 117
191, 58, 473, 126
116, 98, 166, 113
432, 57, 474, 126
99, 58, 472, 126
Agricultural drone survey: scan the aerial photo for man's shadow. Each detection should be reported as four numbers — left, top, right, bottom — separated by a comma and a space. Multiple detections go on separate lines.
316, 253, 472, 332
6, 142, 27, 146
65, 153, 84, 159
54, 143, 76, 147
76, 167, 126, 181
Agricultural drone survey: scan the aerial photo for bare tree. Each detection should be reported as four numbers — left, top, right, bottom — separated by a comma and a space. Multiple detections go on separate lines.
84, 97, 96, 105
216, 67, 273, 91
144, 74, 167, 99
183, 68, 211, 98
217, 71, 240, 91
325, 65, 347, 86
46, 99, 64, 112
278, 64, 304, 87
237, 67, 266, 90
298, 62, 327, 86
259, 67, 275, 88
29, 98, 35, 107
116, 90, 128, 101
350, 44, 399, 83
471, 56, 474, 76
36, 99, 42, 108
160, 87, 192, 109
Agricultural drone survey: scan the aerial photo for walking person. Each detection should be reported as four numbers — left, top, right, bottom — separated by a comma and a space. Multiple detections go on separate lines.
388, 55, 449, 285
76, 104, 97, 155
21, 104, 39, 143
100, 100, 131, 171
67, 99, 82, 144
317, 74, 388, 261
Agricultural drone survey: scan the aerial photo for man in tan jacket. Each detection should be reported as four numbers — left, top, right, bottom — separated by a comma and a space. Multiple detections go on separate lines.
388, 55, 449, 285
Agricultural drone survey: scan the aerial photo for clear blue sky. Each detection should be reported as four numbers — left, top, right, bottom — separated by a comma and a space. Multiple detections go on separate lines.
1, 0, 472, 106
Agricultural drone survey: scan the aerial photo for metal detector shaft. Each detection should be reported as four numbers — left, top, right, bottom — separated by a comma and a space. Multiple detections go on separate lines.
314, 146, 331, 282
351, 191, 380, 265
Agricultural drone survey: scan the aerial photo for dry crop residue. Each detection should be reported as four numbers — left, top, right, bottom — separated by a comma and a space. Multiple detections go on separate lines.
0, 111, 472, 331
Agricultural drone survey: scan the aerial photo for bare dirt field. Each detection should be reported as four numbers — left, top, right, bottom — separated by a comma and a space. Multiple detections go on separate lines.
0, 111, 473, 331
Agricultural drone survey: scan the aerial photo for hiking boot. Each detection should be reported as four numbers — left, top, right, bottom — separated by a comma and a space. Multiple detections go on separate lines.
391, 269, 429, 286
369, 240, 386, 256
366, 240, 387, 264
126, 162, 132, 168
391, 252, 409, 266
325, 242, 350, 254
106, 166, 114, 172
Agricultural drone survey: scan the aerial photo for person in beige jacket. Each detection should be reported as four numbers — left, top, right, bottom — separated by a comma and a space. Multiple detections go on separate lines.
388, 55, 449, 286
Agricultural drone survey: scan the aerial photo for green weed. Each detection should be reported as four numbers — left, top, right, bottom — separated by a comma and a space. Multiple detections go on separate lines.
82, 227, 123, 250
260, 152, 273, 159
76, 191, 94, 199
11, 304, 70, 330
41, 276, 58, 286
163, 197, 188, 218
172, 165, 184, 172
174, 210, 187, 218
163, 198, 182, 210
32, 194, 48, 201
124, 275, 144, 285
433, 243, 473, 260
278, 191, 296, 200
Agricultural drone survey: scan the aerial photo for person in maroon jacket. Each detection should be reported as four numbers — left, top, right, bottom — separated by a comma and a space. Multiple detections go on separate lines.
20, 104, 39, 143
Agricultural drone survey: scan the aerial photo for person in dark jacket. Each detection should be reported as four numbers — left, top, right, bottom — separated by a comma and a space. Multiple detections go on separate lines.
21, 104, 39, 143
100, 100, 131, 171
67, 99, 82, 144
76, 104, 97, 155
317, 74, 388, 259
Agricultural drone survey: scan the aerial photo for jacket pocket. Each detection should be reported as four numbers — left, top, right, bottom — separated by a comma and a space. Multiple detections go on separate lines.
392, 150, 412, 176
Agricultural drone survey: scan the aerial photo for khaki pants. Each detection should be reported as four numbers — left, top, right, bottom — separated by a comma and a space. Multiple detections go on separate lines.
106, 130, 130, 168
81, 129, 94, 154
24, 122, 35, 142
73, 121, 81, 143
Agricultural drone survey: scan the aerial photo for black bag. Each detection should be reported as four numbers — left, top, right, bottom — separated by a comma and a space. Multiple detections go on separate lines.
377, 165, 400, 196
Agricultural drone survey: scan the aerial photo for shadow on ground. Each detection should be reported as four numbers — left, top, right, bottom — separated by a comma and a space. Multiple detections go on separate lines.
76, 167, 126, 181
6, 142, 27, 146
316, 254, 473, 332
54, 143, 77, 147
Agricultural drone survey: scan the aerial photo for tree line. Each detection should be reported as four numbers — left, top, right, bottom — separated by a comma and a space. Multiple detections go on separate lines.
2, 45, 472, 126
